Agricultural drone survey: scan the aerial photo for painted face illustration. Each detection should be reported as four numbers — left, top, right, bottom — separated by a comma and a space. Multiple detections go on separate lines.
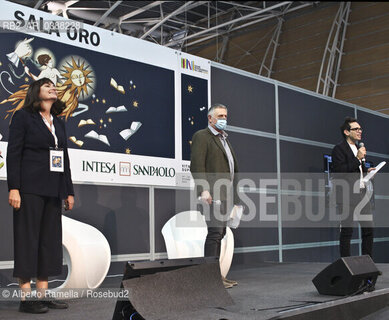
71, 69, 85, 87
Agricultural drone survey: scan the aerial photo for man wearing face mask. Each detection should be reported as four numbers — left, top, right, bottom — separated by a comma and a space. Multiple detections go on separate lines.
190, 103, 239, 289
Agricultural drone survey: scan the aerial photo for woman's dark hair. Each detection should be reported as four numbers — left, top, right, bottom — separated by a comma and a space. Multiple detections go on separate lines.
340, 116, 357, 139
22, 78, 65, 116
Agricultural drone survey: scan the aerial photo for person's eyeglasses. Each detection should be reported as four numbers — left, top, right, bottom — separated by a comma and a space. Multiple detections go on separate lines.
349, 127, 363, 132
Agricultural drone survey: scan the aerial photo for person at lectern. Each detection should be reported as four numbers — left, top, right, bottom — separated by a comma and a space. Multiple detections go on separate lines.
190, 103, 240, 289
331, 117, 375, 258
7, 78, 74, 314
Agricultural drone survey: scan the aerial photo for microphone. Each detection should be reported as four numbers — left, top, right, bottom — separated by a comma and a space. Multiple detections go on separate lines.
359, 142, 366, 165
198, 197, 221, 205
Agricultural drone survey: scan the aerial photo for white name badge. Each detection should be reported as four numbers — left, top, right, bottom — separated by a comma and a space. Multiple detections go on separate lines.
50, 149, 64, 172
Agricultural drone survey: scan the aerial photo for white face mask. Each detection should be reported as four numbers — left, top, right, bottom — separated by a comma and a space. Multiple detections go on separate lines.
215, 119, 227, 130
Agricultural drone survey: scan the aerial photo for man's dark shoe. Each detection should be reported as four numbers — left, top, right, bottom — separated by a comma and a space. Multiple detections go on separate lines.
366, 285, 375, 292
19, 301, 49, 313
42, 300, 69, 309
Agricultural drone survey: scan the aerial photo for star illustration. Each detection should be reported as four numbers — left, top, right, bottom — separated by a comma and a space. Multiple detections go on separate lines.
100, 119, 103, 124
125, 148, 131, 154
102, 99, 106, 104
133, 101, 139, 108
188, 85, 193, 93
108, 118, 112, 123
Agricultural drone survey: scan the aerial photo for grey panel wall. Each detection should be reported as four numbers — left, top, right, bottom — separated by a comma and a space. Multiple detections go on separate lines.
280, 142, 333, 173
211, 64, 389, 264
279, 86, 354, 144
68, 184, 150, 255
211, 67, 276, 133
228, 132, 277, 173
282, 228, 339, 244
356, 110, 389, 155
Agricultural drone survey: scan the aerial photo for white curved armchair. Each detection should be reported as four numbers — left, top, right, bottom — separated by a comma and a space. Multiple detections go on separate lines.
55, 216, 111, 291
161, 210, 234, 278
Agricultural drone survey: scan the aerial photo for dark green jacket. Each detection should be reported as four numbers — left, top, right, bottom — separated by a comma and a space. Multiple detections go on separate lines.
190, 127, 239, 203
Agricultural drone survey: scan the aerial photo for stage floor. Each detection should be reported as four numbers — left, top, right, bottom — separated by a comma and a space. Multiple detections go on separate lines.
1, 261, 389, 320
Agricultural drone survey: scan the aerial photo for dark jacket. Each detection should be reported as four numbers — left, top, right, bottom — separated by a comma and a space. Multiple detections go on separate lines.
190, 127, 239, 203
331, 139, 367, 205
7, 109, 74, 199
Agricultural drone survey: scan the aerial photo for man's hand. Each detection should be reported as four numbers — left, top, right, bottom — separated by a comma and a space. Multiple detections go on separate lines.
65, 195, 74, 211
368, 167, 376, 173
200, 190, 212, 204
357, 147, 366, 161
9, 189, 21, 210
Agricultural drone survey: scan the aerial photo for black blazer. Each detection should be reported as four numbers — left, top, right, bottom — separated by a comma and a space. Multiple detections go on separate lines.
331, 139, 366, 204
7, 109, 74, 199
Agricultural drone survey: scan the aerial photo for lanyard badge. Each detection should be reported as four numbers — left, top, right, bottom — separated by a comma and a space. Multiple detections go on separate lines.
50, 148, 64, 172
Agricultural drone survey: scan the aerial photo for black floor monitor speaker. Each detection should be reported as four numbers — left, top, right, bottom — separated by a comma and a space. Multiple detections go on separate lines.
312, 255, 380, 296
112, 257, 233, 320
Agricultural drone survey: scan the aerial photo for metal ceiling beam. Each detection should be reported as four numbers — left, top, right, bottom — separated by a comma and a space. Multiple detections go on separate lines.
218, 1, 261, 11
184, 2, 313, 48
166, 1, 292, 47
34, 0, 44, 9
317, 2, 351, 97
94, 1, 122, 26
66, 7, 109, 11
195, 2, 236, 26
119, 1, 166, 23
140, 1, 207, 40
185, 8, 207, 19
259, 17, 284, 77
215, 11, 238, 62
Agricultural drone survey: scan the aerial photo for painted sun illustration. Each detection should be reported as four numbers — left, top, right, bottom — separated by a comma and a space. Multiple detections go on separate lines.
57, 56, 95, 119
62, 57, 93, 97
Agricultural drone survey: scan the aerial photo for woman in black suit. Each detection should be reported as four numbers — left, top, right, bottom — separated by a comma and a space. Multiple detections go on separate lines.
7, 78, 74, 314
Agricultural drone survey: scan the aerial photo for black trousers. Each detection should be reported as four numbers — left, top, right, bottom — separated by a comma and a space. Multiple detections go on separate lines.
338, 192, 374, 258
13, 193, 63, 279
201, 201, 228, 258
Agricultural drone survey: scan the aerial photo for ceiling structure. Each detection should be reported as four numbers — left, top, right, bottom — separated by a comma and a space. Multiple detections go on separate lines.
5, 1, 389, 115
7, 1, 317, 49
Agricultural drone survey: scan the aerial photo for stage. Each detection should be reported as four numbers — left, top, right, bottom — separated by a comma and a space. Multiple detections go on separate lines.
1, 261, 389, 319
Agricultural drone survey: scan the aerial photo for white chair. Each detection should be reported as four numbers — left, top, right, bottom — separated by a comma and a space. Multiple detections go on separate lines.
161, 210, 234, 278
53, 216, 111, 292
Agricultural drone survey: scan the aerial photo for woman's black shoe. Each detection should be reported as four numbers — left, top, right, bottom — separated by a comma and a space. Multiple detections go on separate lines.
19, 301, 49, 313
42, 300, 69, 309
